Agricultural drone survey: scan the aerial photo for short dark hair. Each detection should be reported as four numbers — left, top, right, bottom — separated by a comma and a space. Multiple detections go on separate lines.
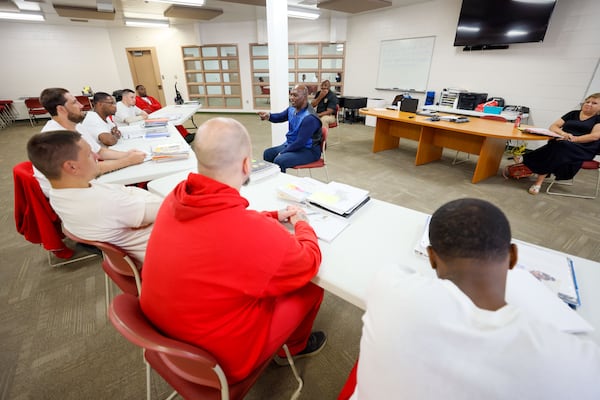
27, 130, 82, 180
93, 92, 112, 104
135, 84, 144, 90
429, 198, 511, 261
39, 88, 68, 116
122, 88, 135, 95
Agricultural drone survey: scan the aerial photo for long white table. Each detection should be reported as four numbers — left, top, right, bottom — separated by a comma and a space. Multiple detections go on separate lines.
149, 103, 200, 127
147, 172, 600, 344
96, 125, 197, 185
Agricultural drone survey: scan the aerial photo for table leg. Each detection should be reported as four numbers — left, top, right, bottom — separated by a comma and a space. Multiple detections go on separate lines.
372, 119, 400, 152
471, 137, 506, 183
415, 126, 443, 165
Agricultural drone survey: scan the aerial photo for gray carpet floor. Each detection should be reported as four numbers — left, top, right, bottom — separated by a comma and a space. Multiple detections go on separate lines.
1, 113, 599, 400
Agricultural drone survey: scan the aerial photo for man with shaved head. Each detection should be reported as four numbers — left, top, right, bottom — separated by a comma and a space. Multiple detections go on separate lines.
141, 117, 327, 384
260, 84, 323, 172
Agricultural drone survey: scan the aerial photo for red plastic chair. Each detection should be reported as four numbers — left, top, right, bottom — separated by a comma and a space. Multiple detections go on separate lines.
63, 228, 142, 312
76, 95, 93, 111
109, 293, 303, 400
292, 126, 329, 181
24, 97, 49, 127
328, 104, 340, 129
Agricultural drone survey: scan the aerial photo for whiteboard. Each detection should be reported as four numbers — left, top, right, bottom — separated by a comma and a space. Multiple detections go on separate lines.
375, 36, 435, 92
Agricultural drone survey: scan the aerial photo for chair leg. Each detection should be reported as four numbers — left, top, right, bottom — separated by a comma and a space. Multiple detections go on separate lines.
105, 274, 111, 316
47, 251, 97, 267
145, 359, 153, 400
546, 170, 600, 199
282, 344, 303, 400
452, 151, 470, 165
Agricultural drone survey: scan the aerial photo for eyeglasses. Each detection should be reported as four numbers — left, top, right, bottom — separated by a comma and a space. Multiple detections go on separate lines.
99, 101, 116, 105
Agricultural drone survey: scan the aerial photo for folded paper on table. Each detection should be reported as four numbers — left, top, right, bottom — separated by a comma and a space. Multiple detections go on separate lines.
302, 207, 349, 243
119, 125, 145, 139
518, 127, 562, 138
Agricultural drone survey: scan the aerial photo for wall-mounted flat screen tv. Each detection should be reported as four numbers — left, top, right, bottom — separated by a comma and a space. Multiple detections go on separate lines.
454, 0, 557, 48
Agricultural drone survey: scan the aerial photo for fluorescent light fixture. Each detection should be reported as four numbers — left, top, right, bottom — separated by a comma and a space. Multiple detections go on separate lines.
457, 25, 480, 32
0, 10, 44, 21
288, 7, 320, 20
125, 18, 169, 28
13, 0, 41, 12
146, 0, 205, 6
506, 29, 528, 37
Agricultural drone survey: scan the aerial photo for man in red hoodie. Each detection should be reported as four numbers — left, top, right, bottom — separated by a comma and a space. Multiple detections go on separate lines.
141, 117, 326, 383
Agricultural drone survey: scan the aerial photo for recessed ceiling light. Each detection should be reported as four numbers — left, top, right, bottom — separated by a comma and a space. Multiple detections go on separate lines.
124, 18, 170, 28
0, 10, 45, 21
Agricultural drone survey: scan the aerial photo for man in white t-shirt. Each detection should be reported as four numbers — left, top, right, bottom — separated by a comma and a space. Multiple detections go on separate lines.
81, 92, 121, 146
115, 88, 148, 126
27, 130, 162, 265
34, 88, 146, 197
347, 198, 600, 400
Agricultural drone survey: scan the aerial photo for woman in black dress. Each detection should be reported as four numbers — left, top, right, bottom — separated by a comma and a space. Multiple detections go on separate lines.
523, 93, 600, 195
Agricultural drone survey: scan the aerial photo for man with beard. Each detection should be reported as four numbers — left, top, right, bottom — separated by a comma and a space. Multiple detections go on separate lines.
34, 88, 145, 196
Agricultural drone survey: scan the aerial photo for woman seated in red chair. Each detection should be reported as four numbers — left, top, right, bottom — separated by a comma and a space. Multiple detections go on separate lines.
510, 93, 600, 195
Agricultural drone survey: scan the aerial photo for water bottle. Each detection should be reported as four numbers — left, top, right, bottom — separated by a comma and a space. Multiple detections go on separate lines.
513, 113, 522, 128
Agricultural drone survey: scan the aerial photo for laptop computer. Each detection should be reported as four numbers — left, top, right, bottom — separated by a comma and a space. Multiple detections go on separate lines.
385, 94, 405, 110
399, 98, 419, 113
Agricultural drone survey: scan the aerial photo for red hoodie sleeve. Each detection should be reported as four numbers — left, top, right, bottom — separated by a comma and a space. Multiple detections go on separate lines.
262, 220, 321, 296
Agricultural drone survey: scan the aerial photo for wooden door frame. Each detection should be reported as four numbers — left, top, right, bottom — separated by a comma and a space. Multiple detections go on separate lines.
125, 47, 166, 105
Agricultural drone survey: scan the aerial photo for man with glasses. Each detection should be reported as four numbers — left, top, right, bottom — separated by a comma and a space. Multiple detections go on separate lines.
82, 92, 121, 146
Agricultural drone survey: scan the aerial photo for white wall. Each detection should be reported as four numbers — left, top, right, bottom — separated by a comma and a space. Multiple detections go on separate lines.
345, 0, 600, 128
1, 0, 598, 124
107, 24, 197, 107
0, 22, 121, 101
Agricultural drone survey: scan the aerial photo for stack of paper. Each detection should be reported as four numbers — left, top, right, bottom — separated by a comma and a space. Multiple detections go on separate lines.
251, 159, 280, 181
151, 143, 190, 162
518, 127, 562, 138
144, 118, 169, 127
145, 127, 170, 138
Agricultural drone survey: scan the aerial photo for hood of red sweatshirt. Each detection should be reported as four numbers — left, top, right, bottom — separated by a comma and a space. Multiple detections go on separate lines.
167, 173, 249, 221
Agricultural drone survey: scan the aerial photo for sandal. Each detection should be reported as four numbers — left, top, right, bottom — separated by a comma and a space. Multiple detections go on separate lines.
528, 184, 541, 195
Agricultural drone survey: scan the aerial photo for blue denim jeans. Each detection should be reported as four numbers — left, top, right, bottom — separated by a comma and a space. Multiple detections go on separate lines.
263, 144, 321, 172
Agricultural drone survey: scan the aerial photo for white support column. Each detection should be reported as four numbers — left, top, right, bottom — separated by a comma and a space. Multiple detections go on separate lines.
266, 0, 289, 146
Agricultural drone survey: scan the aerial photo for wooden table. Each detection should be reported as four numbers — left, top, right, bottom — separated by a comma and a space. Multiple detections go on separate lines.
359, 108, 548, 183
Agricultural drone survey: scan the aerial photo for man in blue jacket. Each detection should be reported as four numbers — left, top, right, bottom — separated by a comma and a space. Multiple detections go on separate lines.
260, 84, 322, 172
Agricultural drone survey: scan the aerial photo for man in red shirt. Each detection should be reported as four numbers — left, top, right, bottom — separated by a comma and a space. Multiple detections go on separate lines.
141, 117, 326, 383
135, 84, 162, 113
